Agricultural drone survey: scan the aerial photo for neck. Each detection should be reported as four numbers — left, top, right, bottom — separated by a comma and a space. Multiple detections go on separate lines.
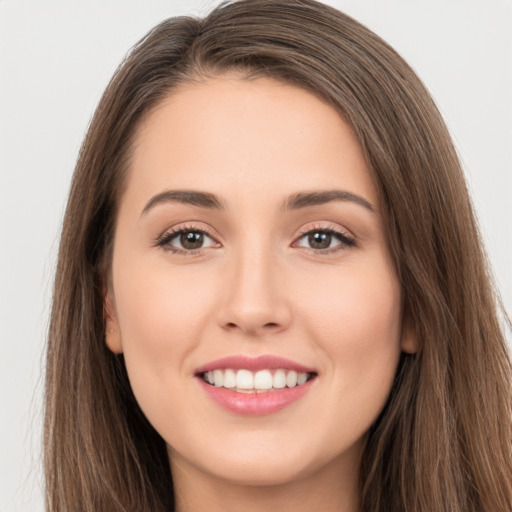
169, 444, 362, 512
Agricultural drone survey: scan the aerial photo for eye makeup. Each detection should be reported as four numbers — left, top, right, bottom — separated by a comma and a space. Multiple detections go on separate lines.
154, 221, 356, 256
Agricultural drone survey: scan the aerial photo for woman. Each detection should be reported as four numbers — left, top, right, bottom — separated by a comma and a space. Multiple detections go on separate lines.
44, 0, 512, 510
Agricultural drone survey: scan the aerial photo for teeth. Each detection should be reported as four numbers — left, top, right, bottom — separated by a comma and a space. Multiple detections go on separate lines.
273, 369, 286, 389
236, 369, 254, 389
213, 369, 223, 387
223, 369, 236, 388
254, 370, 273, 390
286, 370, 298, 387
202, 368, 313, 392
297, 373, 308, 386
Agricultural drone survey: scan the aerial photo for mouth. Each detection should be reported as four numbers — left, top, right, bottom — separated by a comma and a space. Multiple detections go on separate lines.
198, 368, 317, 394
194, 355, 318, 415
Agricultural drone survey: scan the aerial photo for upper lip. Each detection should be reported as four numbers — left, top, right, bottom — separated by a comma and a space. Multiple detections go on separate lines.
195, 355, 317, 375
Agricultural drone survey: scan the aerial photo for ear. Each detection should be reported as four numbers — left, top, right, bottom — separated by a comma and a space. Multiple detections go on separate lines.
104, 285, 123, 354
400, 311, 418, 354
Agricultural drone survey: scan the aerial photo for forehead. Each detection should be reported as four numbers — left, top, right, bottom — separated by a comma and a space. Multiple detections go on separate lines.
125, 74, 377, 211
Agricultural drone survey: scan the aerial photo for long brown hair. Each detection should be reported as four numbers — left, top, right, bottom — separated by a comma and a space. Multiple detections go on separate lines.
44, 1, 512, 510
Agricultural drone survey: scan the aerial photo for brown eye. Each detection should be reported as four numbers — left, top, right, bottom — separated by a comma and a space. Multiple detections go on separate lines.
308, 232, 332, 250
157, 227, 218, 254
295, 227, 355, 253
180, 231, 204, 250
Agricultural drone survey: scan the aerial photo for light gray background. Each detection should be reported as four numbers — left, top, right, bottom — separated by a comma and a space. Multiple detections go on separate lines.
1, 0, 511, 510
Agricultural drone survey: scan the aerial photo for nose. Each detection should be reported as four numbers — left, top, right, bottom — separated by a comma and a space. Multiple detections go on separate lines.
217, 244, 292, 337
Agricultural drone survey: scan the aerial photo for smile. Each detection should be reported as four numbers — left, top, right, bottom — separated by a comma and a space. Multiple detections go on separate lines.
200, 368, 314, 393
195, 355, 318, 415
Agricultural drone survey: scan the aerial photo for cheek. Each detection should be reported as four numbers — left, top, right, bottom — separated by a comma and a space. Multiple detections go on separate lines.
114, 253, 217, 345
308, 259, 401, 349
111, 254, 218, 409
298, 261, 402, 425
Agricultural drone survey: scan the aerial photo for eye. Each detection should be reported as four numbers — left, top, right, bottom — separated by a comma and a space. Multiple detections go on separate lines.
294, 226, 355, 253
155, 225, 219, 254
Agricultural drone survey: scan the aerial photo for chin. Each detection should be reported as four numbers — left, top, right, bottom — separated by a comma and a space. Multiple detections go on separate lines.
173, 435, 354, 488
203, 455, 317, 487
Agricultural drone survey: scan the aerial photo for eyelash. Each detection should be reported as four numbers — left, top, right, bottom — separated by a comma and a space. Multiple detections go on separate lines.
294, 224, 356, 254
154, 223, 356, 256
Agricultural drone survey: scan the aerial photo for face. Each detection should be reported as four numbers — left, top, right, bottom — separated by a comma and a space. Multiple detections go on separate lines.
106, 75, 415, 490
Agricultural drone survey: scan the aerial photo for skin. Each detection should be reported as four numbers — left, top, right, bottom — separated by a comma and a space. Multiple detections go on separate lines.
105, 74, 416, 512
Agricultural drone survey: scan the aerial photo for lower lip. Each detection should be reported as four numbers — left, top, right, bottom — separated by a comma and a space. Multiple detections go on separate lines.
197, 377, 315, 416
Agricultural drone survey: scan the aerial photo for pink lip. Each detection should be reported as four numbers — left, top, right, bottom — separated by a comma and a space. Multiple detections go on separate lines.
194, 355, 318, 416
197, 377, 316, 416
195, 354, 316, 374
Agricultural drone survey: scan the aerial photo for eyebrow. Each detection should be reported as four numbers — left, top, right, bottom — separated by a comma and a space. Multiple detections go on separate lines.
141, 190, 227, 216
282, 190, 375, 213
140, 188, 375, 217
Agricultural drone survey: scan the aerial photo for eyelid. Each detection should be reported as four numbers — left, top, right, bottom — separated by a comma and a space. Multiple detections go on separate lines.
154, 221, 356, 256
292, 222, 356, 253
154, 223, 221, 254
